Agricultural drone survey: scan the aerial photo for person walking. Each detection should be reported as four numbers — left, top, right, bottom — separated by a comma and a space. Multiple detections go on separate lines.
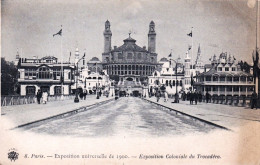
251, 91, 258, 109
194, 91, 198, 105
36, 89, 42, 104
42, 91, 48, 104
164, 91, 168, 102
190, 91, 194, 105
83, 90, 87, 100
156, 90, 161, 102
206, 91, 210, 103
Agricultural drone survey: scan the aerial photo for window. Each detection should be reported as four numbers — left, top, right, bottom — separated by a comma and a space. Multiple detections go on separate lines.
38, 67, 51, 79
225, 67, 229, 71
220, 76, 225, 81
54, 86, 62, 95
233, 77, 239, 82
127, 53, 132, 59
26, 86, 36, 95
218, 67, 222, 71
138, 53, 142, 59
118, 53, 123, 59
180, 80, 182, 86
213, 76, 218, 81
206, 76, 211, 81
232, 67, 236, 71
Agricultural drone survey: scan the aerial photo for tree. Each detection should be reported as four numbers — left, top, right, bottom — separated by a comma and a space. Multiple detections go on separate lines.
1, 58, 18, 95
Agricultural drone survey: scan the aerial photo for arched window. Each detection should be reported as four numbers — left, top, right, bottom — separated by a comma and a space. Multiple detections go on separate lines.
176, 80, 179, 86
127, 53, 132, 59
38, 67, 51, 79
172, 80, 175, 86
180, 80, 182, 86
166, 80, 168, 86
118, 53, 123, 59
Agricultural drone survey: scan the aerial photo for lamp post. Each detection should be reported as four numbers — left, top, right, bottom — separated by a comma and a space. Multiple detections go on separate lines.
74, 53, 85, 103
74, 62, 80, 103
170, 59, 178, 103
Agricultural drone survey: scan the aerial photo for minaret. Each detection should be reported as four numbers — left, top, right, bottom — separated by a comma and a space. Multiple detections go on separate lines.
103, 20, 112, 53
14, 49, 20, 66
75, 47, 79, 64
148, 21, 156, 53
184, 51, 191, 90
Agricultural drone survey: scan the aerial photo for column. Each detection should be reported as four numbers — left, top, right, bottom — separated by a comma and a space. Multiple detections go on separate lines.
246, 86, 248, 96
239, 86, 240, 96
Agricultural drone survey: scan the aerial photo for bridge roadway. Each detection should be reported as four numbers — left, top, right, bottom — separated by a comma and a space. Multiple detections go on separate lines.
21, 97, 216, 137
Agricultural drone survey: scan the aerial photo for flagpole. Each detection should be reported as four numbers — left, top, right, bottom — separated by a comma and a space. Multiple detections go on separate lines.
61, 25, 64, 100
191, 27, 193, 69
96, 63, 99, 99
255, 0, 259, 94
170, 49, 173, 95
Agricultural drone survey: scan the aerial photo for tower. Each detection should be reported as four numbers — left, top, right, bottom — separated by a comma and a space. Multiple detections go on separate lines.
103, 20, 112, 53
148, 21, 156, 53
14, 49, 20, 66
184, 51, 191, 90
75, 47, 79, 64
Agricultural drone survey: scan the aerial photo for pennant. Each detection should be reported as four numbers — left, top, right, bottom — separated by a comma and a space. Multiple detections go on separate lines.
53, 29, 62, 37
187, 31, 192, 37
168, 53, 172, 57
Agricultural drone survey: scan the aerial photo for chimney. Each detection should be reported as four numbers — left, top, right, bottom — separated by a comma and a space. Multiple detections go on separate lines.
143, 46, 146, 50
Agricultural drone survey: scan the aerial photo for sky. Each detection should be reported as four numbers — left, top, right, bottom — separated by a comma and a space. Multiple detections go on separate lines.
1, 0, 259, 65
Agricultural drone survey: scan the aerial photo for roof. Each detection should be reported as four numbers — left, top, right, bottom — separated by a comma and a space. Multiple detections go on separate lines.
198, 67, 252, 77
89, 57, 100, 61
41, 56, 57, 60
204, 64, 212, 68
159, 57, 169, 62
113, 36, 148, 52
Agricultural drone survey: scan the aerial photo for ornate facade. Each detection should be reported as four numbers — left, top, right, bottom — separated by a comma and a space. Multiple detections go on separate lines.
100, 20, 160, 94
16, 54, 75, 96
194, 52, 255, 96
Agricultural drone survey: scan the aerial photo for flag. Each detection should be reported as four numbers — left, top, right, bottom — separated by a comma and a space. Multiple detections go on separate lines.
168, 53, 172, 57
53, 29, 62, 37
82, 53, 86, 59
187, 31, 192, 37
188, 45, 192, 50
93, 62, 97, 66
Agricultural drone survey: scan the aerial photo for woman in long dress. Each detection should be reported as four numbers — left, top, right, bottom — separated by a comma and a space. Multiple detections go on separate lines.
42, 91, 48, 104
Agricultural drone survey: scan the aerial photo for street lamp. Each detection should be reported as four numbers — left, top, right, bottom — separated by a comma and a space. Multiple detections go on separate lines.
170, 59, 178, 103
74, 53, 85, 103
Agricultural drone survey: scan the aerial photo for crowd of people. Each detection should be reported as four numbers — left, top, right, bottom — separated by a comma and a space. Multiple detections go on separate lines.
150, 85, 203, 105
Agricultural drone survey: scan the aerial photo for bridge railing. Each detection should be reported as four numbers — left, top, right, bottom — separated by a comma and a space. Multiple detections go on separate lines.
1, 95, 75, 107
201, 95, 252, 107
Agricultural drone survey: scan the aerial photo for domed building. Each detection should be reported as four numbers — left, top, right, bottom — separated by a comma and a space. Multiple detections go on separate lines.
101, 20, 161, 95
87, 57, 102, 73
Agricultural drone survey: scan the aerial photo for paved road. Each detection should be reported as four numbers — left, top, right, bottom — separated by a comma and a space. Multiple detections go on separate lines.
22, 97, 217, 137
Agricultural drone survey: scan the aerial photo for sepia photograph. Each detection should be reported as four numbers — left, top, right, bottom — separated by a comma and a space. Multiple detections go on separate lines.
1, 0, 260, 164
